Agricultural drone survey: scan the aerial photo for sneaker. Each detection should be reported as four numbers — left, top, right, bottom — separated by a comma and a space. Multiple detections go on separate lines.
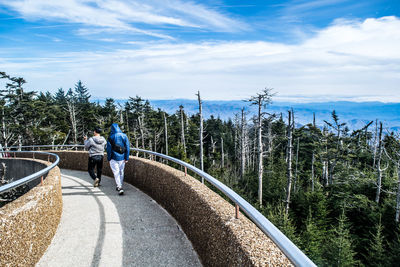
118, 188, 124, 195
94, 178, 100, 187
116, 186, 120, 191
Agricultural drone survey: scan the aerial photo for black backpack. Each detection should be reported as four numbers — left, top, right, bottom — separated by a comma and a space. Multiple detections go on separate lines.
108, 136, 126, 154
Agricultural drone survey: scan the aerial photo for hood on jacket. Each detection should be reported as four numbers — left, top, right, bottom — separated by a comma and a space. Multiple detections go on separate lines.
110, 123, 122, 135
92, 136, 106, 144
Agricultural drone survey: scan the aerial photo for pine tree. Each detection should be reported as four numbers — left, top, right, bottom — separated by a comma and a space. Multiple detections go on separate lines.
264, 202, 299, 244
74, 80, 90, 103
301, 208, 325, 266
367, 216, 385, 267
325, 208, 357, 267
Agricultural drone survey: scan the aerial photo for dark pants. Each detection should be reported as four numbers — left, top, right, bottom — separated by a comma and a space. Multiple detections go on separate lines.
88, 155, 103, 182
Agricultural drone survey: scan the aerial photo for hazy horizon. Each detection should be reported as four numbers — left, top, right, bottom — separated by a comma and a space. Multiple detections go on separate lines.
1, 1, 399, 102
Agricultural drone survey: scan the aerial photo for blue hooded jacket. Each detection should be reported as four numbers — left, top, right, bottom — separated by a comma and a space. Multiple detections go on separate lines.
107, 123, 130, 161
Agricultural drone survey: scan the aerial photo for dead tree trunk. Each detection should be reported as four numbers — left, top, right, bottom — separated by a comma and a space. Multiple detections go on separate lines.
247, 88, 273, 207
234, 115, 238, 170
137, 115, 145, 149
211, 136, 216, 166
179, 105, 186, 155
375, 121, 383, 203
163, 112, 168, 155
196, 91, 204, 180
373, 119, 378, 167
285, 110, 294, 214
125, 110, 130, 137
257, 102, 263, 205
241, 108, 246, 179
119, 109, 124, 128
135, 138, 139, 157
293, 137, 300, 193
67, 101, 78, 144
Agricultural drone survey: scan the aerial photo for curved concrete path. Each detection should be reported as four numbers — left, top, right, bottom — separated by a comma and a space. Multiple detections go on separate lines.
37, 169, 202, 267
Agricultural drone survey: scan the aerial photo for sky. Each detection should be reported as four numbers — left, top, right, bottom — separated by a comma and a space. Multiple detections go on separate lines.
0, 0, 399, 101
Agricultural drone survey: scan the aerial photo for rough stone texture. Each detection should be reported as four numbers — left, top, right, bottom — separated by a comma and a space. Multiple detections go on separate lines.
0, 159, 62, 267
50, 151, 293, 266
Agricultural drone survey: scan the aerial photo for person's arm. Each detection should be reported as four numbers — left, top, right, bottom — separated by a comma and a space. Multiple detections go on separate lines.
106, 138, 112, 161
124, 135, 130, 161
84, 137, 91, 149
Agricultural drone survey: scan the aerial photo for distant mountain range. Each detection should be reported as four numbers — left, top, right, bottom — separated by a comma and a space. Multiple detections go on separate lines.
93, 98, 400, 132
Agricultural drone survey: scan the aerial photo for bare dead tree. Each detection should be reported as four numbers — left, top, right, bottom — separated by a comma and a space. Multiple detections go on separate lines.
311, 115, 317, 192
179, 105, 186, 155
135, 138, 139, 157
125, 109, 130, 137
137, 115, 145, 149
247, 88, 274, 206
293, 137, 300, 193
196, 91, 204, 176
163, 112, 168, 155
66, 99, 78, 144
153, 128, 163, 153
321, 127, 329, 187
375, 121, 385, 203
240, 107, 246, 179
373, 119, 378, 167
211, 135, 216, 166
285, 109, 294, 214
1, 106, 16, 148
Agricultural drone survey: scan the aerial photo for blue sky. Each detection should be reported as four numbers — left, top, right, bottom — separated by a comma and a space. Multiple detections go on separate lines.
0, 0, 399, 101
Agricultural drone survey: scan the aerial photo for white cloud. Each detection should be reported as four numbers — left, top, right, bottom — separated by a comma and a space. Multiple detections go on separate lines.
1, 16, 400, 101
0, 0, 246, 39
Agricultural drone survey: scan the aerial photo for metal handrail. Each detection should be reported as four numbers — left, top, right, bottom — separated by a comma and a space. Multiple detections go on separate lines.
2, 145, 315, 266
133, 148, 316, 267
0, 151, 60, 194
3, 144, 85, 150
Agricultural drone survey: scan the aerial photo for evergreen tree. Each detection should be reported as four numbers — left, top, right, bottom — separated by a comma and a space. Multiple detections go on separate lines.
325, 207, 357, 267
74, 80, 90, 103
366, 216, 385, 267
301, 208, 326, 266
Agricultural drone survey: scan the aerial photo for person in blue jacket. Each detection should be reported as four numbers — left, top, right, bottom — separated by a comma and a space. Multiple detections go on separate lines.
107, 123, 130, 195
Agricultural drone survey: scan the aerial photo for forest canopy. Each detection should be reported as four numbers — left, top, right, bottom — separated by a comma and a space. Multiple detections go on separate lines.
1, 71, 400, 266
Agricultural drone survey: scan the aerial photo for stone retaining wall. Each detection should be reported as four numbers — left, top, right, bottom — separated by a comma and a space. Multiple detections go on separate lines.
50, 151, 293, 266
0, 159, 62, 267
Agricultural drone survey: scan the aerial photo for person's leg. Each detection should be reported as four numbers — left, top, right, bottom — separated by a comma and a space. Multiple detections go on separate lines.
95, 155, 103, 182
116, 160, 125, 195
110, 159, 122, 188
87, 157, 97, 180
119, 160, 126, 186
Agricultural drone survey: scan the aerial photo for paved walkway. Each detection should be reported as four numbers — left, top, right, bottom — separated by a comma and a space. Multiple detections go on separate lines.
37, 169, 202, 267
